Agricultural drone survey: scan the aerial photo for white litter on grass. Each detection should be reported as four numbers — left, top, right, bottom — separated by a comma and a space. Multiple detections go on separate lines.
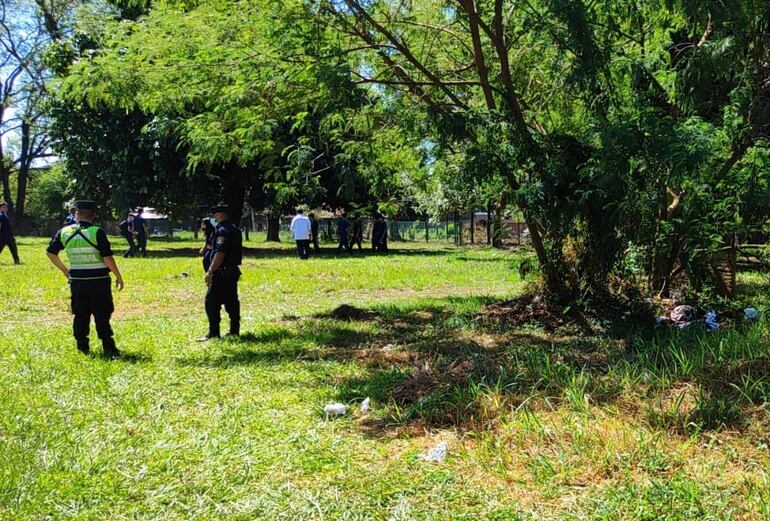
382, 344, 395, 352
324, 403, 347, 416
421, 442, 448, 463
360, 397, 371, 412
744, 307, 761, 321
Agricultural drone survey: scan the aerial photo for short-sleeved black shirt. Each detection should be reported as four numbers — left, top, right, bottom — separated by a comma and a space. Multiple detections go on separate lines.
0, 212, 12, 239
47, 221, 113, 279
211, 220, 242, 267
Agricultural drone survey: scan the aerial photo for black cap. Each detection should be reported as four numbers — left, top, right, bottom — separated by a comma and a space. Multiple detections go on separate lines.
75, 200, 96, 211
211, 204, 230, 215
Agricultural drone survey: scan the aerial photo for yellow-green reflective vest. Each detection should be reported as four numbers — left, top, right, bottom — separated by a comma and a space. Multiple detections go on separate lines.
61, 224, 108, 275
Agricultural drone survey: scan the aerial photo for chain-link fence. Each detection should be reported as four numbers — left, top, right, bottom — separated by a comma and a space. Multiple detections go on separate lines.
24, 212, 530, 246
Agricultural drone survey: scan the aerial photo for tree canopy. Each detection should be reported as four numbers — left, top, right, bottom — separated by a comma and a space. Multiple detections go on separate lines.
22, 0, 770, 303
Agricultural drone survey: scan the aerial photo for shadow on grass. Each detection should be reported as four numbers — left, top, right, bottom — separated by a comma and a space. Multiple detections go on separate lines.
97, 351, 152, 363
136, 245, 462, 261
180, 295, 770, 436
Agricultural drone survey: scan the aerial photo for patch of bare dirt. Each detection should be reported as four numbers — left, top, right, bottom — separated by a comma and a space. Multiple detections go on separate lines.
479, 294, 573, 330
321, 304, 380, 321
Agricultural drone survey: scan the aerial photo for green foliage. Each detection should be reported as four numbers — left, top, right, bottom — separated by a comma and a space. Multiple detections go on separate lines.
41, 0, 770, 301
25, 163, 73, 220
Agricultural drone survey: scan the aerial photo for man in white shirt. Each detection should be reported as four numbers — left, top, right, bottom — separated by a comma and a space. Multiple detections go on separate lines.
290, 208, 312, 259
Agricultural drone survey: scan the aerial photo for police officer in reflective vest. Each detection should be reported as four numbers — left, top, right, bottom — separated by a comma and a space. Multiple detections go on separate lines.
46, 200, 125, 358
198, 204, 242, 341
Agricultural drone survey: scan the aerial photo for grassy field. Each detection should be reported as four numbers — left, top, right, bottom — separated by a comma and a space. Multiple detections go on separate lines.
2, 235, 770, 520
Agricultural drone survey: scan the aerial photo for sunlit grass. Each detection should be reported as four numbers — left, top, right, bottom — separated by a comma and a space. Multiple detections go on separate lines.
2, 236, 770, 519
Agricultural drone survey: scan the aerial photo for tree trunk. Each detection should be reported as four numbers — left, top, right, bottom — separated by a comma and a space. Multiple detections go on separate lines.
470, 209, 475, 244
0, 128, 13, 213
492, 204, 503, 248
0, 161, 13, 213
266, 215, 281, 241
486, 205, 492, 245
454, 211, 461, 245
15, 120, 31, 218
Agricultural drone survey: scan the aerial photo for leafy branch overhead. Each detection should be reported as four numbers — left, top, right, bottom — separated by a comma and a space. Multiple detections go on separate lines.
26, 0, 770, 302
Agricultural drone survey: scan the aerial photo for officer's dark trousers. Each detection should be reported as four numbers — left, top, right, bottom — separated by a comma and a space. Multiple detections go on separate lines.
136, 234, 147, 256
122, 233, 136, 257
205, 268, 240, 337
312, 237, 320, 253
372, 236, 388, 252
0, 235, 19, 263
70, 278, 116, 353
337, 233, 351, 253
295, 239, 310, 259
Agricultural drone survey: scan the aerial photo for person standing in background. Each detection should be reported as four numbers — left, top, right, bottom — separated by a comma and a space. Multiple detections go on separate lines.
0, 201, 20, 264
133, 208, 148, 257
119, 213, 136, 257
351, 216, 363, 252
290, 208, 312, 260
64, 206, 77, 225
372, 213, 388, 252
199, 217, 216, 272
309, 213, 321, 254
337, 212, 352, 254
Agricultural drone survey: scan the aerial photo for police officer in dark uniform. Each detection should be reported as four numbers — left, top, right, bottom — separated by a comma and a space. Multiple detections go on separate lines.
199, 204, 242, 341
0, 201, 20, 264
46, 200, 125, 358
118, 212, 136, 257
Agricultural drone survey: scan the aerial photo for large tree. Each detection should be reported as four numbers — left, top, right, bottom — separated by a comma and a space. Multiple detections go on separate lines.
316, 0, 770, 302
0, 0, 55, 218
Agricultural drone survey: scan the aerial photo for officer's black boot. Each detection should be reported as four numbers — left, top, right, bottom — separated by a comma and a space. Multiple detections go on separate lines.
76, 340, 90, 355
102, 337, 121, 359
228, 321, 240, 337
197, 328, 220, 342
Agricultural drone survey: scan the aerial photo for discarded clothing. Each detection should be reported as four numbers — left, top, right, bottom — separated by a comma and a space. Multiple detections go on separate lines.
669, 305, 699, 329
744, 307, 761, 321
704, 310, 719, 331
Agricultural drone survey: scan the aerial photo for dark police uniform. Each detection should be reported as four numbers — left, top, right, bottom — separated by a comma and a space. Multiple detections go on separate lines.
372, 217, 388, 252
133, 211, 148, 257
351, 218, 363, 251
47, 207, 119, 356
310, 216, 320, 253
205, 212, 242, 338
202, 230, 214, 272
119, 217, 136, 257
0, 208, 19, 264
337, 216, 352, 253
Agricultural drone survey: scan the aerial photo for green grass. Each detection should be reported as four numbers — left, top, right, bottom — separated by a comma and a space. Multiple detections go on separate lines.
2, 236, 770, 519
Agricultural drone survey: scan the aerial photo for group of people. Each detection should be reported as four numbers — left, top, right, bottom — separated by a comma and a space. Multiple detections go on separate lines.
66, 205, 150, 258
289, 209, 389, 259
118, 210, 149, 257
43, 202, 396, 358
47, 201, 243, 358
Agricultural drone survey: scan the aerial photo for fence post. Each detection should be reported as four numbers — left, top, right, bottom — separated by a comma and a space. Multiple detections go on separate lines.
470, 210, 475, 244
486, 205, 491, 245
